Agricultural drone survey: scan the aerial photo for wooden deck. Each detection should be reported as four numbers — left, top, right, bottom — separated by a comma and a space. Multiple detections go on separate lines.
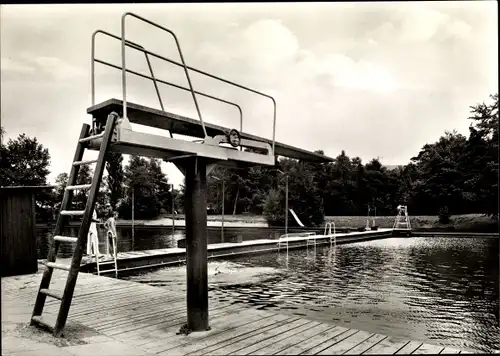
78, 228, 394, 275
2, 269, 477, 355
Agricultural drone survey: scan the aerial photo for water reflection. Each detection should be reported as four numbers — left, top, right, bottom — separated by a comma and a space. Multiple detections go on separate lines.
207, 237, 498, 353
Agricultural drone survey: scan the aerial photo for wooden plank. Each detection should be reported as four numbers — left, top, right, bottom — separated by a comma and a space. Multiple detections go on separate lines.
440, 347, 461, 354
396, 341, 424, 354
343, 334, 394, 355
413, 343, 446, 354
244, 323, 334, 355
79, 297, 188, 329
163, 314, 291, 356
203, 317, 309, 355
186, 315, 296, 356
150, 308, 270, 354
72, 292, 185, 322
302, 328, 359, 355
105, 302, 247, 336
363, 336, 411, 355
111, 305, 240, 343
317, 330, 376, 355
109, 303, 255, 341
50, 287, 176, 317
244, 322, 337, 356
230, 320, 320, 355
274, 326, 349, 355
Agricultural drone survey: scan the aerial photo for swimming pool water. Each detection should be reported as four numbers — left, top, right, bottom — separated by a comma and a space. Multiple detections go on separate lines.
124, 236, 500, 353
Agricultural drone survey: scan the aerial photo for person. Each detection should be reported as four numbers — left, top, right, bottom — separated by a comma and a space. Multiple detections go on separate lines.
104, 209, 118, 259
86, 209, 101, 261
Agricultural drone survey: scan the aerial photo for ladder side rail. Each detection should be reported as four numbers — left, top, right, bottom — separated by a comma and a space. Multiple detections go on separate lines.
54, 113, 118, 336
31, 124, 90, 320
112, 231, 118, 278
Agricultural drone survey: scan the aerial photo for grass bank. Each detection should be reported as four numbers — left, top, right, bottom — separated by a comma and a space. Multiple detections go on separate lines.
327, 214, 498, 232
114, 213, 497, 233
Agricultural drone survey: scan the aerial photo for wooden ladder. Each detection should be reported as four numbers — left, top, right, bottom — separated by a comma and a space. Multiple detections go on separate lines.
30, 112, 118, 337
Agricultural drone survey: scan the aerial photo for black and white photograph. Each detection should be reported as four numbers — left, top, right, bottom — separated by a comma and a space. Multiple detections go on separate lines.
1, 2, 498, 355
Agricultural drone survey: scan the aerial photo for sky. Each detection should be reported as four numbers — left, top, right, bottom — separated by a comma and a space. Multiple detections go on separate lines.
1, 2, 498, 188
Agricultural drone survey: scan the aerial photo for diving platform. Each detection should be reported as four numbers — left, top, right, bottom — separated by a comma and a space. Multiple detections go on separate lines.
86, 99, 333, 168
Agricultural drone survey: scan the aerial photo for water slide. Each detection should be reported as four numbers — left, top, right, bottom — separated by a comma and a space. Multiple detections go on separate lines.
289, 209, 305, 227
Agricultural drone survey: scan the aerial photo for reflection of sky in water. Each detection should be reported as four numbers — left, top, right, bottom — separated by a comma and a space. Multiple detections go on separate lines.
208, 237, 499, 353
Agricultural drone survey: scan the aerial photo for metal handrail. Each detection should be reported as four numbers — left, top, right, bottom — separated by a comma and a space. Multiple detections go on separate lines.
122, 12, 207, 137
92, 12, 276, 154
95, 59, 243, 134
92, 30, 243, 133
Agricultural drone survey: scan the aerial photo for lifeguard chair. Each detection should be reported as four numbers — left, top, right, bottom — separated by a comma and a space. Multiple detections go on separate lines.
393, 205, 412, 236
30, 12, 333, 337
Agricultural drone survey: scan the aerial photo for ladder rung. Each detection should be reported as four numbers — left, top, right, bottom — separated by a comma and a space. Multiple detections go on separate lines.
60, 210, 85, 216
73, 159, 98, 166
79, 132, 104, 143
46, 262, 71, 271
65, 184, 92, 191
31, 315, 55, 333
54, 235, 78, 243
40, 288, 63, 300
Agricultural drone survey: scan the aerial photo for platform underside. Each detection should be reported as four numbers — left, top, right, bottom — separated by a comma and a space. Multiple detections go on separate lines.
93, 130, 275, 168
87, 99, 333, 163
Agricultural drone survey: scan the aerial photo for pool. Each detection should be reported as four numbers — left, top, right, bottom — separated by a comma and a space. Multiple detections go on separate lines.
122, 236, 499, 353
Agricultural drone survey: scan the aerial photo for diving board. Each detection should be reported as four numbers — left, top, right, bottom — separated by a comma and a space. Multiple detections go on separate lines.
87, 99, 333, 165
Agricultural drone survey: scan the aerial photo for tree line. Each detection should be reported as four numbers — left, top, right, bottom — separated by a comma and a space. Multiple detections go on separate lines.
1, 94, 497, 226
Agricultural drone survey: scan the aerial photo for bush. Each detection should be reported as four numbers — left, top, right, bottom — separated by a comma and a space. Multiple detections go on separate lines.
262, 189, 285, 226
438, 206, 451, 224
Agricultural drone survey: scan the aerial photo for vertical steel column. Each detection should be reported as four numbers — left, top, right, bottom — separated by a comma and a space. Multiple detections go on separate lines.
184, 157, 209, 331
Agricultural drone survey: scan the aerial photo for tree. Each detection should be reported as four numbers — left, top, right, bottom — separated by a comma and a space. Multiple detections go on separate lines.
53, 172, 69, 213
264, 157, 324, 227
463, 93, 499, 217
1, 133, 53, 221
118, 156, 168, 219
105, 152, 124, 212
410, 131, 468, 215
1, 134, 51, 186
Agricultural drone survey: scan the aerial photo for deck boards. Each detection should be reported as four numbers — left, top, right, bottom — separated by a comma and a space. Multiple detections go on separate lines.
2, 271, 478, 356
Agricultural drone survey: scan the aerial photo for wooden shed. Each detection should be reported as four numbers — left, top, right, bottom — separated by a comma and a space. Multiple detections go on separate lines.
1, 185, 55, 277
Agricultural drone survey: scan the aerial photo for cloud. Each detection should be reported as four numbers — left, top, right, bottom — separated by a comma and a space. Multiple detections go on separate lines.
367, 3, 473, 44
1, 57, 35, 74
1, 54, 86, 82
33, 56, 86, 80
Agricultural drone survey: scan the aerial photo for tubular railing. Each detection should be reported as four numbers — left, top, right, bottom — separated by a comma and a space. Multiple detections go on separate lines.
92, 30, 243, 134
91, 12, 276, 153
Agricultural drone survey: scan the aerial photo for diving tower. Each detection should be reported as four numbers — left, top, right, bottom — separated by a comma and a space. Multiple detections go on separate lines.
30, 11, 333, 338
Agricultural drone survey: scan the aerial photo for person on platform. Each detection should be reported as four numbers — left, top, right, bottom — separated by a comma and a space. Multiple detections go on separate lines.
86, 209, 101, 260
104, 207, 118, 259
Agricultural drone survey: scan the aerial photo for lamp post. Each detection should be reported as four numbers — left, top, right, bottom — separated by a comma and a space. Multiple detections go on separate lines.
156, 179, 175, 237
171, 183, 175, 237
277, 169, 288, 237
122, 183, 135, 251
132, 186, 135, 250
210, 176, 224, 242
